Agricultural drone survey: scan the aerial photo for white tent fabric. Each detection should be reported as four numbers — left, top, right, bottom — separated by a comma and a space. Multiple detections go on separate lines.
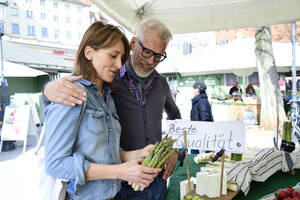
91, 0, 300, 34
156, 37, 300, 76
3, 61, 48, 77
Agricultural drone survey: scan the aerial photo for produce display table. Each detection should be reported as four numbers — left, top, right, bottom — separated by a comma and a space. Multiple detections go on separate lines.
211, 102, 261, 124
166, 155, 300, 200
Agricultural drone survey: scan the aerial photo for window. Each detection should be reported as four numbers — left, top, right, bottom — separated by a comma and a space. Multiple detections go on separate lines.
54, 29, 59, 39
10, 7, 18, 16
218, 38, 228, 46
248, 72, 259, 85
25, 0, 32, 3
226, 73, 237, 86
27, 25, 35, 36
66, 17, 70, 24
183, 42, 192, 55
11, 23, 19, 34
65, 4, 70, 10
78, 32, 82, 40
40, 0, 45, 6
53, 2, 58, 8
77, 19, 81, 25
26, 10, 33, 18
66, 31, 71, 39
41, 13, 46, 20
41, 27, 48, 37
77, 7, 81, 13
53, 15, 58, 22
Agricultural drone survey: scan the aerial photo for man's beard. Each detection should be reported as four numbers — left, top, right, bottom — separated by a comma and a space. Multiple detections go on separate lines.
133, 61, 155, 78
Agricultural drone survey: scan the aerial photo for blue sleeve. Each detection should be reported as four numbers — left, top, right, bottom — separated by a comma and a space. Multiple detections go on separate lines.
41, 83, 51, 107
44, 102, 90, 188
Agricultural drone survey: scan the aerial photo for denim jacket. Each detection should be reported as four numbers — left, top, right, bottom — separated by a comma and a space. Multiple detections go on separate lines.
44, 79, 122, 200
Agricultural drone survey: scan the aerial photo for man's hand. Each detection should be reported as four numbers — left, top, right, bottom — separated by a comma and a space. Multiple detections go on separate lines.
162, 150, 178, 179
44, 75, 86, 106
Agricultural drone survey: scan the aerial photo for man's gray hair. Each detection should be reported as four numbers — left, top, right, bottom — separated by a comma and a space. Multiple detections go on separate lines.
136, 19, 172, 44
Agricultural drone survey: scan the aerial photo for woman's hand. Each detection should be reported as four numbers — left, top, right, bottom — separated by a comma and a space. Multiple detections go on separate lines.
119, 158, 160, 190
140, 144, 155, 158
120, 144, 155, 162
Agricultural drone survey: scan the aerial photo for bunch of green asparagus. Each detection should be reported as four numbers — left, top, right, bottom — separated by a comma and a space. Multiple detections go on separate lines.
282, 121, 292, 142
132, 135, 176, 191
231, 153, 243, 161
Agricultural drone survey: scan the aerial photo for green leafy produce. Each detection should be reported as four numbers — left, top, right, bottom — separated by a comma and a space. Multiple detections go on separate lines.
282, 121, 292, 142
192, 196, 200, 200
186, 195, 193, 200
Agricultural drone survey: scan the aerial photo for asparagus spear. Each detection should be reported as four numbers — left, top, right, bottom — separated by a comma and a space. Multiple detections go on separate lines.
132, 136, 176, 191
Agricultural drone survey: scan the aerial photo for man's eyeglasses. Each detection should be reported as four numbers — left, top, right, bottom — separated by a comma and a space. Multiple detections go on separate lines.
137, 40, 167, 63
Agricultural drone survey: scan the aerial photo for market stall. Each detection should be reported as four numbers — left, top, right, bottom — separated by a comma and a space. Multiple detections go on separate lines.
164, 119, 300, 200
211, 97, 261, 125
166, 154, 300, 200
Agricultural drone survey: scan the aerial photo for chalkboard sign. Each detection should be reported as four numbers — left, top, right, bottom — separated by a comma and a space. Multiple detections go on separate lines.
166, 120, 245, 154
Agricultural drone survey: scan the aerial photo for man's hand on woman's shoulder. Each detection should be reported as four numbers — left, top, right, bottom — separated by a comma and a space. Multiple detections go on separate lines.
44, 75, 86, 106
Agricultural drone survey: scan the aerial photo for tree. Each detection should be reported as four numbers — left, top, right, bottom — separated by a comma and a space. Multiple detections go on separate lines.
272, 21, 300, 42
255, 26, 287, 130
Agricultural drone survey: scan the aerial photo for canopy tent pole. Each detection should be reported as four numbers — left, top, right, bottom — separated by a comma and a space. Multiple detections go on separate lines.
291, 22, 297, 118
242, 69, 247, 94
290, 21, 300, 145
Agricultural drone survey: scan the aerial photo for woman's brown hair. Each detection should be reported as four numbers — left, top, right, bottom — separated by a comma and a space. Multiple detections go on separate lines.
73, 21, 130, 80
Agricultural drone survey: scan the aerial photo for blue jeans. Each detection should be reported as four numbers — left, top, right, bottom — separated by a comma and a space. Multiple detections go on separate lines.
115, 174, 168, 200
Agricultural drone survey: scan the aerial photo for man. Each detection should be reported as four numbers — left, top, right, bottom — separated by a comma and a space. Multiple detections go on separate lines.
43, 19, 181, 200
190, 82, 213, 154
229, 81, 242, 96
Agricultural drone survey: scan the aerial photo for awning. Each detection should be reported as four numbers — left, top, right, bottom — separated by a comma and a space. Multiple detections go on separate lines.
3, 61, 48, 77
91, 0, 300, 34
156, 38, 300, 76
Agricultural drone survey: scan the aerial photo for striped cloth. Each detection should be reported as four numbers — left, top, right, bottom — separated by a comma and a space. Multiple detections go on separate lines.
293, 117, 300, 145
227, 148, 300, 195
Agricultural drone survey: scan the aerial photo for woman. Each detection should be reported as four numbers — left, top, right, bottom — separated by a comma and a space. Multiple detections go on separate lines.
44, 21, 160, 199
246, 84, 256, 96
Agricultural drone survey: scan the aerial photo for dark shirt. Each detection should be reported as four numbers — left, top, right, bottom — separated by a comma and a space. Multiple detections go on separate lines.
112, 62, 181, 151
190, 92, 213, 122
229, 86, 242, 95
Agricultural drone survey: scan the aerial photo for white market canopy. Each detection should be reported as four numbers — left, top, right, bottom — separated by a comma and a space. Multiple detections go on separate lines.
156, 37, 300, 76
3, 61, 48, 77
91, 0, 300, 34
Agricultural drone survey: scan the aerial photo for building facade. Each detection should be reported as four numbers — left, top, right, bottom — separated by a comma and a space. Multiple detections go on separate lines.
215, 21, 300, 45
4, 0, 93, 74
